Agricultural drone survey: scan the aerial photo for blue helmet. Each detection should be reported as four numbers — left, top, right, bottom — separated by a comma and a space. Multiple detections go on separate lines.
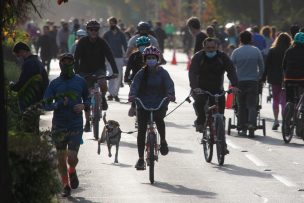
136, 36, 151, 47
294, 32, 304, 44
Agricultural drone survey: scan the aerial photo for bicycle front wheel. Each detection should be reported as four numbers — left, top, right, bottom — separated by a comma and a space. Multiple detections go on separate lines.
202, 122, 213, 163
216, 116, 225, 165
148, 133, 155, 184
282, 102, 295, 143
92, 98, 101, 140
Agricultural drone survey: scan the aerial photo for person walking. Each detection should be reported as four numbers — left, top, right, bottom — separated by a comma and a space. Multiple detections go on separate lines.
103, 17, 127, 102
153, 21, 167, 53
186, 17, 208, 54
37, 25, 53, 74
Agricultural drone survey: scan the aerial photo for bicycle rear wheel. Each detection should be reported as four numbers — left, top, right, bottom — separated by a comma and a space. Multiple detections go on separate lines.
202, 122, 213, 163
282, 102, 295, 143
148, 133, 155, 184
216, 116, 225, 165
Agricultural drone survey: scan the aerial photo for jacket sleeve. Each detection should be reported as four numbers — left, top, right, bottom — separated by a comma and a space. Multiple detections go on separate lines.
43, 81, 64, 111
163, 69, 175, 96
222, 53, 238, 87
11, 63, 32, 91
257, 49, 265, 80
74, 39, 82, 73
188, 53, 200, 89
125, 54, 134, 80
103, 40, 118, 74
121, 32, 128, 52
262, 49, 272, 83
81, 79, 90, 108
129, 71, 143, 97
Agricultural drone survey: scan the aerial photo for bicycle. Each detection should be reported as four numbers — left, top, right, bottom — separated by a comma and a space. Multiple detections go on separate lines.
84, 74, 115, 140
195, 90, 232, 166
135, 97, 168, 184
282, 84, 304, 143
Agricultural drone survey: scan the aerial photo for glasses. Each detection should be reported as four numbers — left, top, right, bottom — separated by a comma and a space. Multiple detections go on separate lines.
88, 28, 99, 32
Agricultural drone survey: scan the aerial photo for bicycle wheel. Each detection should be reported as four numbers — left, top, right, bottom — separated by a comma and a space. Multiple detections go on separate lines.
92, 98, 101, 140
296, 114, 304, 139
215, 116, 225, 165
227, 118, 231, 135
202, 122, 213, 163
282, 102, 295, 143
148, 133, 155, 184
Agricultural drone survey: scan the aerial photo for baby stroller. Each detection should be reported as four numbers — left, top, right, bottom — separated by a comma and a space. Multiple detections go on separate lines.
227, 84, 266, 136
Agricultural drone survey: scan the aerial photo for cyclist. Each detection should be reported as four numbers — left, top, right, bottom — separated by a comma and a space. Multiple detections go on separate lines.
74, 19, 118, 132
231, 31, 264, 137
128, 46, 175, 170
43, 53, 90, 197
262, 33, 292, 130
283, 32, 304, 104
189, 37, 239, 153
124, 36, 151, 116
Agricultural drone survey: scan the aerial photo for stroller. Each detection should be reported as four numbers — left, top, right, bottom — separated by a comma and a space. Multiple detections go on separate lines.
227, 84, 266, 136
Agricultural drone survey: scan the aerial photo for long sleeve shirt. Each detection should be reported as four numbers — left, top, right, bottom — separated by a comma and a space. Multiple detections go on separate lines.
103, 29, 127, 58
231, 45, 264, 82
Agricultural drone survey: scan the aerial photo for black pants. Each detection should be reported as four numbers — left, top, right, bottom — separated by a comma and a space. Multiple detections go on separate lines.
137, 107, 167, 158
193, 93, 225, 126
237, 81, 258, 130
285, 81, 304, 103
42, 58, 51, 74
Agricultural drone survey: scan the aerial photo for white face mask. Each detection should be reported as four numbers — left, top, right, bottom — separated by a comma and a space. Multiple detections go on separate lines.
146, 59, 158, 68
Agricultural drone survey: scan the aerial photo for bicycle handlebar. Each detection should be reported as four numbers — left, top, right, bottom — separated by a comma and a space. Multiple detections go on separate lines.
135, 97, 168, 111
83, 74, 116, 81
194, 89, 232, 98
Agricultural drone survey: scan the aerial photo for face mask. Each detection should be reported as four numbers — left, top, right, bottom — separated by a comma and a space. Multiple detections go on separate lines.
146, 59, 158, 68
110, 25, 116, 30
60, 64, 75, 79
138, 46, 145, 53
205, 51, 217, 58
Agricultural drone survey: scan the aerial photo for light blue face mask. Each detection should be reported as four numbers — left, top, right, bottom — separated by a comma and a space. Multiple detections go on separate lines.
206, 51, 217, 58
146, 59, 158, 68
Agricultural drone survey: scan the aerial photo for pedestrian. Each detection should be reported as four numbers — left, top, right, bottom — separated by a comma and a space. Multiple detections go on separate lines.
70, 29, 87, 55
37, 25, 53, 74
43, 53, 90, 197
164, 22, 175, 49
49, 23, 59, 59
186, 16, 208, 54
231, 31, 264, 137
9, 42, 49, 133
251, 26, 267, 53
260, 25, 273, 57
262, 32, 292, 130
154, 21, 167, 53
56, 20, 70, 54
103, 16, 127, 102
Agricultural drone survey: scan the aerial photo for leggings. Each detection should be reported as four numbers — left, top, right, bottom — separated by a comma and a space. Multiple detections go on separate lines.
137, 107, 167, 158
271, 84, 286, 111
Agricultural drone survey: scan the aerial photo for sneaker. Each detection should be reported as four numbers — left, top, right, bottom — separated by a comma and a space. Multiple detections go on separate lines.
135, 159, 145, 170
61, 185, 71, 197
69, 171, 79, 189
84, 121, 91, 132
160, 140, 169, 155
128, 106, 136, 117
114, 96, 120, 102
102, 97, 108, 110
107, 95, 113, 101
272, 121, 280, 130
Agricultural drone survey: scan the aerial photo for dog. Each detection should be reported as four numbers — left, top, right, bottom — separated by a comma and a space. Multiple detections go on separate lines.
97, 113, 121, 163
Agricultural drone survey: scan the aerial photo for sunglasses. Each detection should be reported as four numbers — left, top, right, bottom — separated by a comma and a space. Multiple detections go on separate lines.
88, 28, 99, 32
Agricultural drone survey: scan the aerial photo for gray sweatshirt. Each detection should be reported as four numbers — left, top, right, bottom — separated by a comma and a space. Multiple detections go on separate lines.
231, 45, 264, 82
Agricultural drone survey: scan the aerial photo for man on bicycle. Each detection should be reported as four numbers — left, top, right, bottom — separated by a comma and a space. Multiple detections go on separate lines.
74, 19, 118, 132
43, 53, 90, 197
283, 32, 304, 104
189, 37, 239, 154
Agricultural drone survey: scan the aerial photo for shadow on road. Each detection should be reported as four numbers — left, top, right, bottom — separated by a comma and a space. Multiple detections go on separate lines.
65, 196, 97, 203
166, 121, 192, 129
213, 164, 272, 178
143, 181, 216, 199
101, 162, 133, 168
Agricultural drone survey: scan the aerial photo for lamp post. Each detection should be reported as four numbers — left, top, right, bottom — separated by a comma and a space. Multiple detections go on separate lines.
260, 0, 265, 26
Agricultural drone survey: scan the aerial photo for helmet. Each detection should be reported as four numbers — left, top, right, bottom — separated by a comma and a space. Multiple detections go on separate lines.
294, 32, 304, 44
137, 21, 150, 31
76, 29, 87, 37
86, 20, 100, 29
59, 53, 74, 63
136, 36, 151, 47
142, 46, 161, 59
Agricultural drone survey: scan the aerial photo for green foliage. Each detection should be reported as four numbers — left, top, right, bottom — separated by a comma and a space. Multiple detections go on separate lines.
4, 60, 21, 82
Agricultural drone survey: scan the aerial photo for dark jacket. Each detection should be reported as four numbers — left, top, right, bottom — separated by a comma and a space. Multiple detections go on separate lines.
154, 27, 167, 53
124, 51, 144, 82
11, 55, 49, 111
189, 50, 238, 92
37, 34, 53, 60
283, 45, 304, 81
194, 31, 208, 54
263, 47, 287, 85
74, 36, 118, 75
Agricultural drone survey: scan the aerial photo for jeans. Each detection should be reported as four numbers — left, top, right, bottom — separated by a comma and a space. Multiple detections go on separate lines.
237, 81, 258, 130
107, 58, 124, 97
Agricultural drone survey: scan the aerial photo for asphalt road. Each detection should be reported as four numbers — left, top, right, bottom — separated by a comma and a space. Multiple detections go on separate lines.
40, 50, 304, 203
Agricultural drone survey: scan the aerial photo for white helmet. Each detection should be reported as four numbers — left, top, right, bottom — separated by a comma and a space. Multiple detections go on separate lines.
76, 29, 87, 37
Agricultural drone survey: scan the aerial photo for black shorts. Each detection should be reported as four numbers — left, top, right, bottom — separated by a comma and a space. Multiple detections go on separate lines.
52, 128, 82, 152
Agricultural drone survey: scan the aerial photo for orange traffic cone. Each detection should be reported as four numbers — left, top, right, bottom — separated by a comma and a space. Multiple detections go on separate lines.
225, 84, 233, 109
171, 49, 177, 65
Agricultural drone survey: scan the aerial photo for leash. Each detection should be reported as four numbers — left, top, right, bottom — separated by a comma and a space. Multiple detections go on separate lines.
121, 94, 192, 134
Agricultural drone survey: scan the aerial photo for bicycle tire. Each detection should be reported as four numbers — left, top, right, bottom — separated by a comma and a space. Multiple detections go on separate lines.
148, 133, 155, 184
92, 100, 100, 140
227, 118, 231, 135
262, 119, 266, 136
216, 116, 225, 165
202, 122, 213, 163
282, 102, 295, 143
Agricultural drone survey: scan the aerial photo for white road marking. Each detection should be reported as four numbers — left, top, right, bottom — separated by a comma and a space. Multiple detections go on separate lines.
245, 154, 267, 167
226, 139, 241, 149
272, 174, 297, 187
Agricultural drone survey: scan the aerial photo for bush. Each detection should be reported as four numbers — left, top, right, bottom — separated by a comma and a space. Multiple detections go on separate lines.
5, 60, 21, 82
